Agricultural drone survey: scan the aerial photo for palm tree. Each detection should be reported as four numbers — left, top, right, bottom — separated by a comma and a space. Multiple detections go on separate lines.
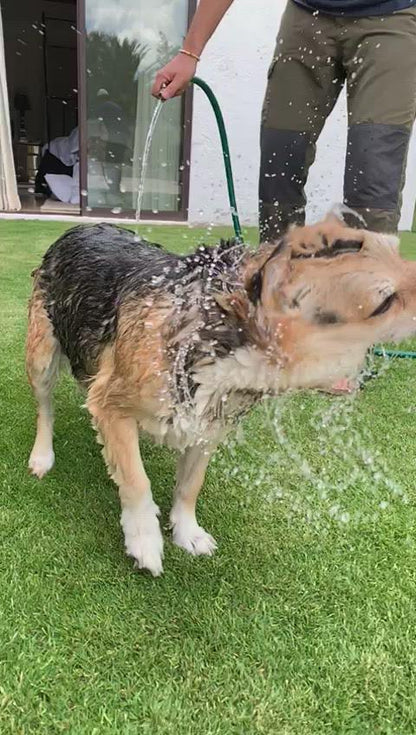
86, 33, 149, 120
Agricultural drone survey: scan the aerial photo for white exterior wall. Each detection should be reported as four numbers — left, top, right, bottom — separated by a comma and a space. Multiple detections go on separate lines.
188, 0, 416, 230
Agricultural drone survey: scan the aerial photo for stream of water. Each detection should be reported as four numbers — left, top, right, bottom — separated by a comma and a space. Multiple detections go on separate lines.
135, 98, 164, 226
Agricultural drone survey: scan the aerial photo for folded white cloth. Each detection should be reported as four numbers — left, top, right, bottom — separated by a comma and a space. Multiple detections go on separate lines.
43, 127, 80, 204
43, 127, 79, 167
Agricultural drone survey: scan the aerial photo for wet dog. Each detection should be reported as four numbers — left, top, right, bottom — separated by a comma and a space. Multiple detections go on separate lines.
26, 218, 416, 575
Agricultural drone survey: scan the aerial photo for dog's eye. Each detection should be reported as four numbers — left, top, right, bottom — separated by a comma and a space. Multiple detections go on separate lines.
369, 292, 397, 317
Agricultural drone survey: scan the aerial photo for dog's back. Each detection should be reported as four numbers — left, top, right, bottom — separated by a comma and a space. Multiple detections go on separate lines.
36, 224, 187, 380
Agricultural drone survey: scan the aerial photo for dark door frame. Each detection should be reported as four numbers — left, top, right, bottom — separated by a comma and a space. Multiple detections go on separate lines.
77, 0, 196, 221
76, 0, 87, 216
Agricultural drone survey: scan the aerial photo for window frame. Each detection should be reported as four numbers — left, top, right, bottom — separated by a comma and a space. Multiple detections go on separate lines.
77, 0, 196, 221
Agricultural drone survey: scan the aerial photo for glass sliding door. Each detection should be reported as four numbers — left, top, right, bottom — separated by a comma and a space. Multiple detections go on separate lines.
83, 0, 192, 218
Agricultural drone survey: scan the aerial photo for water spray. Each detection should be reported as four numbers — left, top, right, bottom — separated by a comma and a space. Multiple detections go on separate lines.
137, 77, 416, 360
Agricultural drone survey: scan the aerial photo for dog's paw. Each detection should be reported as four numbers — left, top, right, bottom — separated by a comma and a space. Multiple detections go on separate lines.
28, 448, 55, 478
121, 501, 164, 577
171, 510, 217, 557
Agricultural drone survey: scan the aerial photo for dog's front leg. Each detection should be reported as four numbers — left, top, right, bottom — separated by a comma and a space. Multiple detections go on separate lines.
90, 407, 163, 576
170, 445, 217, 557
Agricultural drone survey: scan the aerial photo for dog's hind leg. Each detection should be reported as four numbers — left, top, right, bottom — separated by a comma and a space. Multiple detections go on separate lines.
170, 445, 217, 556
87, 388, 164, 576
26, 287, 61, 478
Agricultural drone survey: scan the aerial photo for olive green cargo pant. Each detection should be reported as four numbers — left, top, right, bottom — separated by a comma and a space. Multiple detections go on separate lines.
260, 1, 416, 238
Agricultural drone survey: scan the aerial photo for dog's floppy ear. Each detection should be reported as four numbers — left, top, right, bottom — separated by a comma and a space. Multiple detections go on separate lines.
325, 236, 364, 257
246, 269, 263, 305
289, 227, 364, 259
246, 238, 291, 308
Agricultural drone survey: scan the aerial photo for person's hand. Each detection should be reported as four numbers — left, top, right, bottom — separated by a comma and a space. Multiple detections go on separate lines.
151, 54, 198, 100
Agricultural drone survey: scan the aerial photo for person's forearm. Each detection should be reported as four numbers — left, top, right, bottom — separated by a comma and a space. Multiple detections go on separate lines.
183, 0, 235, 57
151, 0, 235, 99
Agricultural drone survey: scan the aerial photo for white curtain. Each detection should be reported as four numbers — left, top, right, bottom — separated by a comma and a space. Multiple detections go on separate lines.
0, 10, 20, 211
132, 68, 182, 214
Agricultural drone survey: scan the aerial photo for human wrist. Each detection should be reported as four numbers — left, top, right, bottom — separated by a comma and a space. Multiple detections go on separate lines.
179, 49, 200, 62
181, 33, 205, 59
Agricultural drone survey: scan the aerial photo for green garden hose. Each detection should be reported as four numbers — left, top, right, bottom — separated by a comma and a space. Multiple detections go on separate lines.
373, 348, 416, 359
191, 76, 416, 360
191, 77, 243, 242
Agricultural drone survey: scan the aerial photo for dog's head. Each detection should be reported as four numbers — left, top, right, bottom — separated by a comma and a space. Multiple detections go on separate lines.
229, 218, 416, 392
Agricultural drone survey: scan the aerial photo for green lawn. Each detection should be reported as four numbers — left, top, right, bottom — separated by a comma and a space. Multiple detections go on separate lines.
1, 220, 416, 734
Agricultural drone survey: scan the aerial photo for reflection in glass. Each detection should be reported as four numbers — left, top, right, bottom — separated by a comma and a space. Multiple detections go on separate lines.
85, 0, 188, 213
